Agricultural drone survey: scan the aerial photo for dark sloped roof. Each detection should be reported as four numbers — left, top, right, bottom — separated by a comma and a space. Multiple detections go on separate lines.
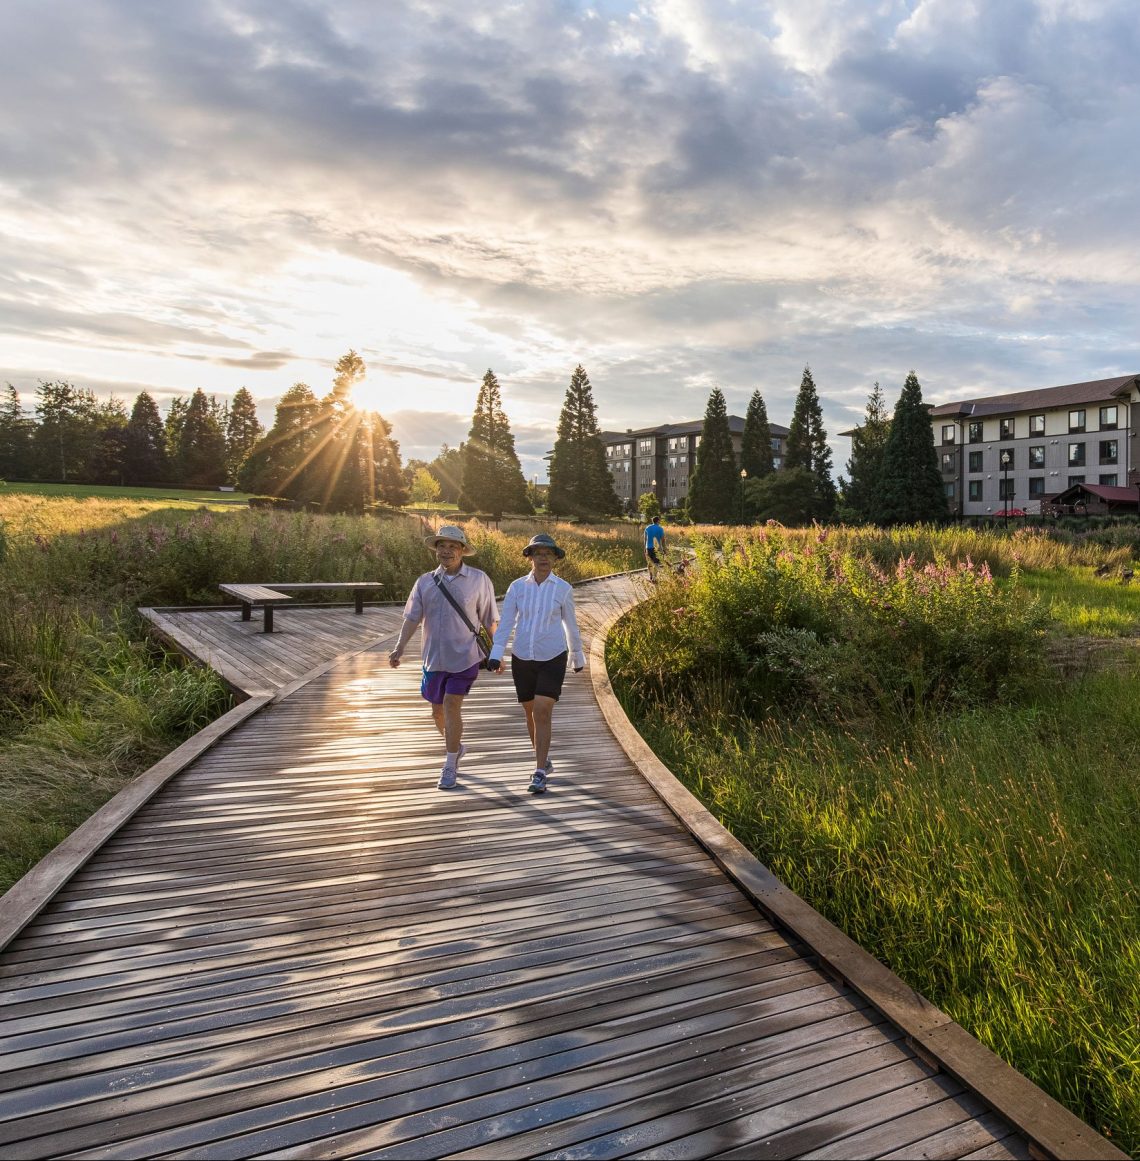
601, 417, 790, 442
1050, 483, 1140, 504
928, 374, 1138, 418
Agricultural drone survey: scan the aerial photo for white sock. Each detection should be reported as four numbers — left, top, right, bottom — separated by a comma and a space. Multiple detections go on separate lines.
446, 751, 459, 769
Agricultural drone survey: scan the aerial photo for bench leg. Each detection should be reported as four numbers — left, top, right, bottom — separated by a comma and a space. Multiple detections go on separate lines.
354, 590, 365, 614
263, 606, 274, 633
240, 602, 252, 622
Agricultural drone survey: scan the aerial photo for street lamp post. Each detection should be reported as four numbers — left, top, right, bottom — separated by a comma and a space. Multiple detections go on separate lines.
1000, 449, 1011, 527
739, 468, 748, 525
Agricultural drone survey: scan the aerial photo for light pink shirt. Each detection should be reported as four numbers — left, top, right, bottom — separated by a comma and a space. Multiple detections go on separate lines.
402, 564, 497, 673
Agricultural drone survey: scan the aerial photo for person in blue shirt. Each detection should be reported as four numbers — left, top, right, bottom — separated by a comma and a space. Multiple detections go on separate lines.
486, 533, 585, 795
644, 517, 666, 581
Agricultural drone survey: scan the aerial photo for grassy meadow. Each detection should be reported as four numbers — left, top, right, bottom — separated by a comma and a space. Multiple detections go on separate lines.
0, 485, 641, 891
609, 522, 1140, 1155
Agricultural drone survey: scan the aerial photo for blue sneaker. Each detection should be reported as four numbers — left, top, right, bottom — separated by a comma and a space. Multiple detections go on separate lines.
527, 769, 548, 794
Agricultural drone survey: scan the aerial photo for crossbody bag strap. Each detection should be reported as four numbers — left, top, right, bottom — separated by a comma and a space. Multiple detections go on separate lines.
432, 573, 480, 637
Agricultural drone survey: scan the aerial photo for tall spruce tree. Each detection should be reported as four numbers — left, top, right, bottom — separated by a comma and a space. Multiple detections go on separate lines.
840, 381, 891, 523
0, 384, 33, 480
123, 392, 170, 485
785, 366, 836, 518
225, 387, 263, 483
873, 371, 947, 525
740, 389, 775, 478
178, 389, 227, 486
547, 365, 621, 517
458, 370, 532, 515
688, 387, 738, 523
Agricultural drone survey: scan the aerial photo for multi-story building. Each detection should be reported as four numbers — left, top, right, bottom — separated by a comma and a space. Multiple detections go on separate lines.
600, 416, 790, 512
928, 374, 1140, 518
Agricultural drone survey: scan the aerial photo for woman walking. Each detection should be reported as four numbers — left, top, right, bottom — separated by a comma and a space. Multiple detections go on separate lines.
486, 533, 585, 794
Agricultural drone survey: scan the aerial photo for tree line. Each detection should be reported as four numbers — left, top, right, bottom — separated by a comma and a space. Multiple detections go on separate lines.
2, 353, 947, 525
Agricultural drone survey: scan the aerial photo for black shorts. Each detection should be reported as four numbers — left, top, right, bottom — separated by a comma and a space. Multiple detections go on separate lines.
511, 651, 568, 702
646, 547, 661, 564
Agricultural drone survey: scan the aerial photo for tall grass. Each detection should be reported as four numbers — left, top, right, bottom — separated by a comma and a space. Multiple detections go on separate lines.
609, 524, 1140, 1154
0, 496, 642, 892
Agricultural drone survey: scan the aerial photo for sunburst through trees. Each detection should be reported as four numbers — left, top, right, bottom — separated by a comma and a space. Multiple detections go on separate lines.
238, 351, 407, 511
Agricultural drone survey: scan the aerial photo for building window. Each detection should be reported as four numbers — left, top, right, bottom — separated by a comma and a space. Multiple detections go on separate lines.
999, 479, 1015, 500
944, 482, 956, 498
1000, 418, 1014, 439
968, 479, 983, 501
1029, 477, 1045, 497
1100, 473, 1119, 486
1100, 440, 1118, 465
1028, 445, 1044, 468
1000, 447, 1014, 469
1068, 409, 1086, 433
968, 451, 983, 473
1068, 475, 1085, 487
638, 438, 653, 453
942, 424, 956, 444
772, 457, 783, 470
1099, 405, 1118, 430
941, 452, 955, 472
1030, 414, 1045, 435
968, 421, 983, 443
1068, 443, 1086, 467
770, 437, 782, 451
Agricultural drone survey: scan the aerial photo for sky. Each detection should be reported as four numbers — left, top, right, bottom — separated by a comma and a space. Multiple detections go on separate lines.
2, 0, 1139, 481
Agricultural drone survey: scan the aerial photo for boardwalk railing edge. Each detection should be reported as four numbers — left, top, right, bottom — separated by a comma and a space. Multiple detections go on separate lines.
0, 694, 272, 954
588, 601, 1126, 1161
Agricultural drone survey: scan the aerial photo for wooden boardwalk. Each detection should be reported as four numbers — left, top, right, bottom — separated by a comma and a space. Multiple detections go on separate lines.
0, 577, 1122, 1159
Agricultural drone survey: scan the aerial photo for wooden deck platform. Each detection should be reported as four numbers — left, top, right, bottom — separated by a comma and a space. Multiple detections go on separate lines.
0, 575, 1122, 1159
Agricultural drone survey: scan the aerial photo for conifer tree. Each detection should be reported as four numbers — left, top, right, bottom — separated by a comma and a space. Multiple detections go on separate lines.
33, 380, 102, 482
785, 366, 836, 518
688, 387, 738, 523
0, 383, 33, 480
547, 365, 621, 517
458, 370, 533, 515
177, 388, 227, 486
428, 443, 464, 503
840, 381, 891, 523
873, 371, 947, 525
123, 392, 170, 485
164, 397, 189, 478
237, 382, 321, 497
225, 387, 263, 484
740, 389, 775, 478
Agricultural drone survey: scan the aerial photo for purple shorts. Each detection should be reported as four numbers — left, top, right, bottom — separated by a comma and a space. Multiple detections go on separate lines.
420, 663, 481, 704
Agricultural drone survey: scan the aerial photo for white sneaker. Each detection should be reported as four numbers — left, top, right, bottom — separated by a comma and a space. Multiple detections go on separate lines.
437, 765, 457, 790
527, 769, 548, 794
456, 743, 467, 767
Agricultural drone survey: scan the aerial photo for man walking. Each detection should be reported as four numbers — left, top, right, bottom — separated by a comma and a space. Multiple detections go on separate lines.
389, 526, 497, 790
486, 533, 585, 794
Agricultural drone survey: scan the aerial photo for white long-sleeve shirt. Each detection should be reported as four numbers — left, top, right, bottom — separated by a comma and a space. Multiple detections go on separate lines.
489, 572, 586, 670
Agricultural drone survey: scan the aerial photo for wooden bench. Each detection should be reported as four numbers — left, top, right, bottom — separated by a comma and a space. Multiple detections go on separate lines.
219, 582, 384, 632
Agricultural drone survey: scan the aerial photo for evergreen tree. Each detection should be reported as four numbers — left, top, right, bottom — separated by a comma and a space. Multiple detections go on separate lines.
458, 370, 533, 515
177, 389, 227, 486
90, 397, 129, 485
740, 389, 775, 478
873, 371, 947, 526
785, 366, 836, 518
164, 397, 189, 479
687, 387, 738, 523
364, 410, 409, 508
547, 365, 621, 517
225, 387, 263, 484
744, 466, 828, 526
0, 384, 33, 480
123, 392, 170, 485
839, 381, 891, 523
238, 383, 321, 497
